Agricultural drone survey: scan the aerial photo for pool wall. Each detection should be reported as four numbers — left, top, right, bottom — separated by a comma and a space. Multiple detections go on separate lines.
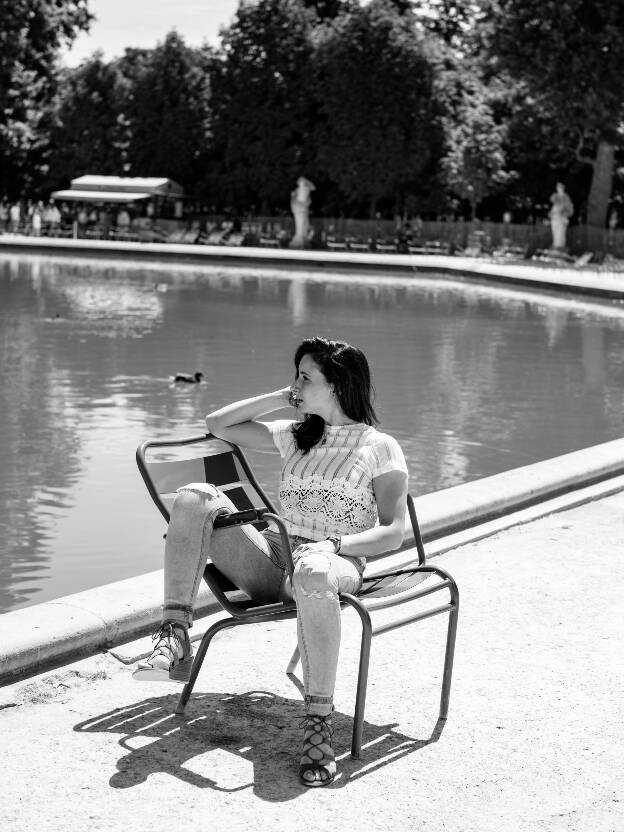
2, 437, 624, 683
2, 235, 624, 298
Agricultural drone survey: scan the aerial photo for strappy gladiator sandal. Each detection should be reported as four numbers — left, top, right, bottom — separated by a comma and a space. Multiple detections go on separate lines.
132, 622, 193, 682
298, 713, 336, 787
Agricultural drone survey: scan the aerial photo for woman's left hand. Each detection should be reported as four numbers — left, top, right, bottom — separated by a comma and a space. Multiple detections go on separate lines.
291, 540, 335, 562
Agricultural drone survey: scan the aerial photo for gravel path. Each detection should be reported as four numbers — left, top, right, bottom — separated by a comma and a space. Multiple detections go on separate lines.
2, 492, 623, 832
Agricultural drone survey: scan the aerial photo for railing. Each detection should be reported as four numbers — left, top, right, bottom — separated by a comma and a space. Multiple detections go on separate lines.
3, 216, 624, 258
236, 217, 624, 258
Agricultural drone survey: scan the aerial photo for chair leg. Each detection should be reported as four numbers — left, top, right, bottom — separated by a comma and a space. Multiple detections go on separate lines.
286, 644, 300, 674
176, 617, 240, 715
340, 595, 372, 760
439, 600, 459, 720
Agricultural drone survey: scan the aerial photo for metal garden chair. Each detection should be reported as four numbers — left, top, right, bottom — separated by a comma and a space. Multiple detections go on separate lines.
136, 433, 459, 759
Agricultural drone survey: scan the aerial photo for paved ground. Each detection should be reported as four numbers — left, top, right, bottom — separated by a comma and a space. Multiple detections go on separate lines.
2, 492, 623, 832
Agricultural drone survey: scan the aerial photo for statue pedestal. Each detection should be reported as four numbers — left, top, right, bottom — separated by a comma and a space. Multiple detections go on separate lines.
290, 205, 310, 249
550, 215, 568, 250
289, 177, 315, 249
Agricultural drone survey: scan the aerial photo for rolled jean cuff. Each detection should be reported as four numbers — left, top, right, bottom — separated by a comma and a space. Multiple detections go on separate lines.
163, 603, 193, 627
305, 694, 334, 716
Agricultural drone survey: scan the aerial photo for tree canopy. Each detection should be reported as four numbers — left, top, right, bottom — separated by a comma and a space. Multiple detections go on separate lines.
4, 0, 624, 227
46, 55, 128, 187
0, 0, 92, 195
206, 0, 319, 210
123, 31, 213, 188
486, 0, 624, 226
315, 0, 443, 216
441, 78, 511, 219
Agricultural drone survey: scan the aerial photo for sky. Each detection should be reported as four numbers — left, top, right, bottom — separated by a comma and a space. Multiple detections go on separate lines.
62, 0, 241, 65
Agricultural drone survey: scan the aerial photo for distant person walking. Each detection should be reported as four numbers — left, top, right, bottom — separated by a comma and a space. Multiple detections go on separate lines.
44, 201, 61, 234
116, 208, 131, 231
77, 206, 89, 235
31, 202, 43, 236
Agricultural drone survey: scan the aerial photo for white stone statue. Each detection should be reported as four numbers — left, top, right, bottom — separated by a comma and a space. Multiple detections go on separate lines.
289, 176, 315, 249
549, 182, 574, 250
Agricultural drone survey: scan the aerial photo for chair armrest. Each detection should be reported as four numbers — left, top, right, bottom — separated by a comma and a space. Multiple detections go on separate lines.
263, 512, 296, 580
213, 509, 267, 528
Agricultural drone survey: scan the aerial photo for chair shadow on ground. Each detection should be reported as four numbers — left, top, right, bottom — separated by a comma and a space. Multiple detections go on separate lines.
74, 688, 445, 802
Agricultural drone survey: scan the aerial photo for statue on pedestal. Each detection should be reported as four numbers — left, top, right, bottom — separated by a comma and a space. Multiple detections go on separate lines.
289, 176, 315, 249
549, 182, 574, 250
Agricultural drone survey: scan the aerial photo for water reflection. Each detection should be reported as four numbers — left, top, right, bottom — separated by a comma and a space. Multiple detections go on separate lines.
1, 252, 624, 612
287, 280, 308, 325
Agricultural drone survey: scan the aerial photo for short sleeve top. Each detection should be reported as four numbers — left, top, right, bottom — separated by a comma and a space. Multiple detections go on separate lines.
260, 419, 408, 542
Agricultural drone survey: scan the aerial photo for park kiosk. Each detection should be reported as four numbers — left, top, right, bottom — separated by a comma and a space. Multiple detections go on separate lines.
50, 175, 184, 218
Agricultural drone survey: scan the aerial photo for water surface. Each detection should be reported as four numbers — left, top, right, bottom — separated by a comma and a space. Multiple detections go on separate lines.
1, 252, 623, 612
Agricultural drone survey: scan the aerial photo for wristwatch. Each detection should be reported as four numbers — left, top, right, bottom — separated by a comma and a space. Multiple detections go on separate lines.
326, 535, 341, 554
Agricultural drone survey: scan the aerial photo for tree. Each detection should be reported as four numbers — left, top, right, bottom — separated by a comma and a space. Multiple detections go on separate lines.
300, 0, 353, 19
486, 0, 624, 227
441, 79, 511, 218
46, 55, 130, 188
0, 0, 92, 196
412, 0, 485, 51
491, 83, 590, 221
314, 0, 443, 216
208, 0, 319, 211
123, 32, 213, 192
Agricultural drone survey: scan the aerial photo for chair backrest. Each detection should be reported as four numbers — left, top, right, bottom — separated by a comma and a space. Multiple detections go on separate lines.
136, 434, 276, 523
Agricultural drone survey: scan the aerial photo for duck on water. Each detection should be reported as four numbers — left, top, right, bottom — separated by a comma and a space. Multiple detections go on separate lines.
173, 371, 204, 383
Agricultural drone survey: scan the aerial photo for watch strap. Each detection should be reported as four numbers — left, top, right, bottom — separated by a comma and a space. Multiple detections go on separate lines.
327, 535, 341, 554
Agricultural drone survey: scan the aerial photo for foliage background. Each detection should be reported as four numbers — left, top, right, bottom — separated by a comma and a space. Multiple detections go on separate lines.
1, 0, 623, 225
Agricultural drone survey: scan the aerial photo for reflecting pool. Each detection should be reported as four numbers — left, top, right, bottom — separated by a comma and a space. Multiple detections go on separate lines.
1, 252, 624, 612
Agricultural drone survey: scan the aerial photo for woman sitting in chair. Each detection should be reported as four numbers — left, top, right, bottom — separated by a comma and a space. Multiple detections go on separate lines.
133, 336, 408, 787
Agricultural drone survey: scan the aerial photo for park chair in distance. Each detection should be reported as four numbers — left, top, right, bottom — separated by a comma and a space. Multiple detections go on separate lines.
136, 433, 459, 759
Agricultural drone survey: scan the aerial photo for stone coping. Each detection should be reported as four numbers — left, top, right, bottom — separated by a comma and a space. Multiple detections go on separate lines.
2, 234, 624, 298
2, 437, 624, 684
412, 436, 624, 540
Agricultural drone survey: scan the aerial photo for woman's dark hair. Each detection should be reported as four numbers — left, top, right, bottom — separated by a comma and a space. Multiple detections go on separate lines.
292, 337, 378, 453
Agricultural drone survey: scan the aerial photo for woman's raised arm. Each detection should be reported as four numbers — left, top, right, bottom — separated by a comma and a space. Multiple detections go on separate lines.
205, 388, 292, 450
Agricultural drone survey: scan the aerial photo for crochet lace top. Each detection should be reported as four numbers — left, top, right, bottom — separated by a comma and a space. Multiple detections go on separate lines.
262, 420, 408, 546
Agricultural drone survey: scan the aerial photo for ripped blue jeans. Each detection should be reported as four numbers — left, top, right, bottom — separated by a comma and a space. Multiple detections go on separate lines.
162, 484, 363, 717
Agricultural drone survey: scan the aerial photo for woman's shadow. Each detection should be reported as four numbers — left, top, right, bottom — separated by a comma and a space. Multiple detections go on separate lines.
73, 689, 445, 801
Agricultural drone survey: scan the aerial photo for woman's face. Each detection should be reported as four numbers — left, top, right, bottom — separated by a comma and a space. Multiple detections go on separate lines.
292, 354, 334, 417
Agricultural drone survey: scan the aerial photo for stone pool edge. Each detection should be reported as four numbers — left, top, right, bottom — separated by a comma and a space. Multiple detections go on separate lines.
2, 437, 624, 685
2, 234, 624, 298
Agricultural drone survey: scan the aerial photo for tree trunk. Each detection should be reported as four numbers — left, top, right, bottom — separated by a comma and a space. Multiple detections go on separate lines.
586, 140, 615, 228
